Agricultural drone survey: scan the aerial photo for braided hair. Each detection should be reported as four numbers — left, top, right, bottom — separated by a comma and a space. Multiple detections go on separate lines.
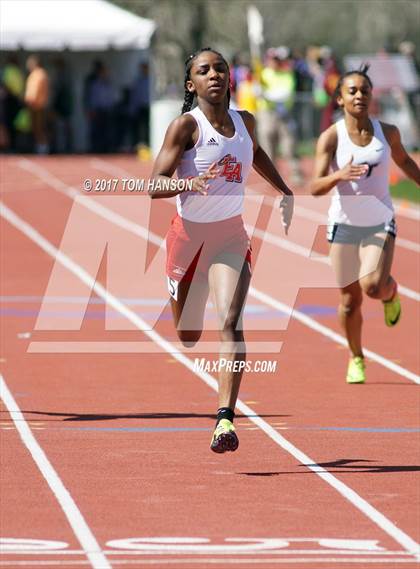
181, 47, 231, 114
334, 63, 373, 100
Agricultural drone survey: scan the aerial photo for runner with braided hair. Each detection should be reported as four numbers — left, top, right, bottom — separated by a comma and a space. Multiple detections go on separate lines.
150, 48, 294, 452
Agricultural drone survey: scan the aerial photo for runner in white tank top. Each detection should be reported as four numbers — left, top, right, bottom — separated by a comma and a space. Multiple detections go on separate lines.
150, 48, 294, 454
329, 117, 394, 227
311, 65, 420, 385
176, 105, 253, 222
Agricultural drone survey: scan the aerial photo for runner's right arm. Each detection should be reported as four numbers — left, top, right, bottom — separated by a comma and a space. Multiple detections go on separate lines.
310, 125, 367, 196
149, 114, 217, 199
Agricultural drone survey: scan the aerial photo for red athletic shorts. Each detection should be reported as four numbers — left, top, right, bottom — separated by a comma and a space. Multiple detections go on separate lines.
166, 214, 252, 285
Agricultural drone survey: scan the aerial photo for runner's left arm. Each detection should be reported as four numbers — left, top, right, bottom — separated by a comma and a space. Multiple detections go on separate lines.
239, 111, 293, 197
382, 123, 420, 186
239, 110, 294, 234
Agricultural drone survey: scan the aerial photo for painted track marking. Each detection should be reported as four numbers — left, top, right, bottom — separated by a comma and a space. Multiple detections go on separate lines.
1, 201, 419, 559
94, 157, 420, 264
19, 159, 420, 302
0, 375, 111, 569
0, 557, 419, 564
246, 182, 420, 222
14, 160, 420, 382
244, 224, 420, 302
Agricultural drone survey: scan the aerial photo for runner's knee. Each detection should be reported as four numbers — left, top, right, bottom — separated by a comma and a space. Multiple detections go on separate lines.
177, 329, 202, 348
220, 314, 244, 343
360, 277, 382, 298
340, 290, 363, 315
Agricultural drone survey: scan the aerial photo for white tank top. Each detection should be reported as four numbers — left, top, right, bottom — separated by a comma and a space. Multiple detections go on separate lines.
329, 118, 394, 226
176, 106, 254, 222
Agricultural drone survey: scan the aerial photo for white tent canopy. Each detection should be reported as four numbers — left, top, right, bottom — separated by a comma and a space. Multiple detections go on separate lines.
0, 0, 156, 51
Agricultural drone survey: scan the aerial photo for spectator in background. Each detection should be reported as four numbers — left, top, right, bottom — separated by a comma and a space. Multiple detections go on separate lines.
236, 67, 258, 114
83, 60, 104, 111
83, 60, 104, 152
292, 48, 313, 94
51, 57, 74, 153
257, 47, 303, 183
291, 47, 314, 142
87, 64, 116, 153
129, 62, 150, 149
399, 41, 420, 74
319, 48, 341, 132
115, 86, 131, 152
25, 54, 49, 154
305, 45, 326, 134
0, 81, 10, 151
230, 53, 250, 104
398, 40, 420, 131
2, 55, 25, 152
307, 46, 329, 109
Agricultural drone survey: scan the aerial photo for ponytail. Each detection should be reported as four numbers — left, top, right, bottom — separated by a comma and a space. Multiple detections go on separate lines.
335, 62, 373, 99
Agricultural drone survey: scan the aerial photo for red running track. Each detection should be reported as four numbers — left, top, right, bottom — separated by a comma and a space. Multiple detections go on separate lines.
0, 155, 419, 568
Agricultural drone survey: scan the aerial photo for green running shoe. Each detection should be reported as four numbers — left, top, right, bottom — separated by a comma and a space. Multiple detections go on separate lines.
210, 419, 239, 453
346, 356, 366, 384
383, 292, 401, 327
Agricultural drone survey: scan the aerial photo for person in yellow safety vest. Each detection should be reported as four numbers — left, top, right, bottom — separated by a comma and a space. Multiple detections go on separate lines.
236, 68, 258, 114
256, 47, 303, 183
3, 57, 24, 99
2, 56, 25, 151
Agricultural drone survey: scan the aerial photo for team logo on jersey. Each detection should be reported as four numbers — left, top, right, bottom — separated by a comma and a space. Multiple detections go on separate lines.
207, 137, 219, 146
218, 153, 243, 183
361, 162, 379, 178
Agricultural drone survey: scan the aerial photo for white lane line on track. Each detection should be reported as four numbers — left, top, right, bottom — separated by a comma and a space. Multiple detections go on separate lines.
247, 193, 420, 254
0, 548, 414, 556
399, 284, 420, 302
91, 158, 420, 224
393, 199, 420, 221
245, 225, 420, 300
0, 558, 419, 565
17, 159, 163, 247
90, 161, 419, 381
249, 287, 419, 383
91, 159, 420, 299
91, 162, 420, 249
18, 158, 420, 381
396, 237, 420, 253
247, 225, 420, 302
295, 202, 420, 226
68, 158, 420, 256
245, 224, 331, 264
0, 375, 111, 569
1, 201, 419, 559
19, 158, 420, 303
246, 181, 420, 222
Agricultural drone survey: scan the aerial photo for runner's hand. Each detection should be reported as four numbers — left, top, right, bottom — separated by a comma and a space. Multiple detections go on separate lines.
279, 194, 294, 235
190, 162, 219, 195
339, 156, 368, 181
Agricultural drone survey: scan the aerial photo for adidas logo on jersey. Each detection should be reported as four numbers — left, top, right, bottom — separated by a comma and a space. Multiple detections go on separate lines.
207, 137, 219, 146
